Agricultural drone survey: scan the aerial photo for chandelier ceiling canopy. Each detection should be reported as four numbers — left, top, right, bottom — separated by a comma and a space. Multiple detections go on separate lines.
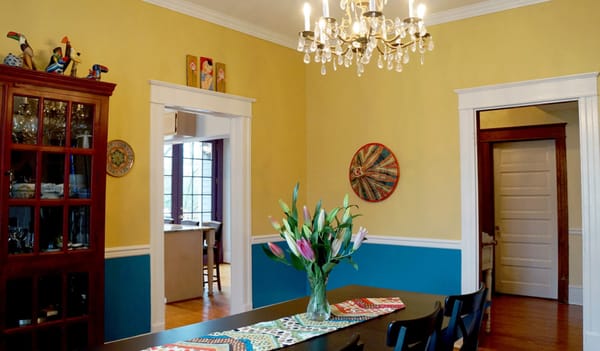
297, 0, 434, 76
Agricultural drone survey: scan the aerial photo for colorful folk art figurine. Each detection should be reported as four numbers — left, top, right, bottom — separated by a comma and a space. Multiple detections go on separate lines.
46, 46, 67, 73
6, 31, 36, 70
61, 36, 81, 77
86, 64, 108, 80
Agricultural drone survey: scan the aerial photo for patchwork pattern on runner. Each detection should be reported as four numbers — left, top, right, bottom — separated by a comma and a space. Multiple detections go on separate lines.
142, 297, 405, 351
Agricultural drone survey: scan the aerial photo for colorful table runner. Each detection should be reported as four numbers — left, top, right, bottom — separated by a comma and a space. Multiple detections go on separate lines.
143, 297, 405, 351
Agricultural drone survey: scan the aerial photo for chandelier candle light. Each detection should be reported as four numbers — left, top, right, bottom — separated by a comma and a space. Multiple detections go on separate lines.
297, 0, 434, 76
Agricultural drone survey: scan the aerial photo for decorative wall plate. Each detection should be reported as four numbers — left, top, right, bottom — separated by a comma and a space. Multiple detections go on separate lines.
106, 139, 135, 177
349, 143, 399, 202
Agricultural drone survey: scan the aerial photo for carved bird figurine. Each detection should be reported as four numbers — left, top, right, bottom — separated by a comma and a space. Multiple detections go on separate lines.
6, 31, 36, 70
46, 46, 66, 73
86, 64, 108, 80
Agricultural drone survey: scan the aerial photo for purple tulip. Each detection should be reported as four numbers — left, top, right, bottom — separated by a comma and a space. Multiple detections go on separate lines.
352, 226, 368, 251
268, 242, 285, 259
296, 238, 315, 261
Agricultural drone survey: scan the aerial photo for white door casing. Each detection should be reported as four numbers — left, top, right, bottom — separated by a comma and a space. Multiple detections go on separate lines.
149, 80, 254, 332
493, 140, 558, 299
456, 72, 600, 350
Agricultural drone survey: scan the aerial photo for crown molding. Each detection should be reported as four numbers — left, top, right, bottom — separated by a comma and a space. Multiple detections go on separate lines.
145, 0, 550, 50
427, 0, 550, 25
144, 0, 296, 48
144, 0, 550, 49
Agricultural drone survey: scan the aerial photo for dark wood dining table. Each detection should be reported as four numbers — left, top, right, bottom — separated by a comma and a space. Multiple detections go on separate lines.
93, 285, 444, 351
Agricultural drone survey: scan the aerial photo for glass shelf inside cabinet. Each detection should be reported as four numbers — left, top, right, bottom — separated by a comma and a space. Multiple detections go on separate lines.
69, 206, 90, 250
37, 274, 62, 324
67, 272, 89, 317
11, 96, 39, 145
69, 155, 91, 198
7, 206, 34, 255
41, 153, 65, 199
5, 277, 33, 328
42, 100, 67, 146
9, 150, 36, 199
71, 103, 94, 149
40, 206, 64, 253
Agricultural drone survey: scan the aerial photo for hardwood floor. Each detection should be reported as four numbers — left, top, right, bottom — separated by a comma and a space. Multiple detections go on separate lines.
165, 263, 231, 329
166, 275, 583, 350
477, 294, 582, 351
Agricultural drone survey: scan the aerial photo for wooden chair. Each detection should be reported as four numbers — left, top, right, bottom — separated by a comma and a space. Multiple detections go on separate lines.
438, 284, 487, 351
337, 333, 364, 351
202, 220, 222, 291
386, 301, 443, 351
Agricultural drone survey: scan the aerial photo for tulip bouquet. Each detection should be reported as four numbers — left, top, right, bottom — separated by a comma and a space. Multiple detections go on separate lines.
263, 183, 367, 321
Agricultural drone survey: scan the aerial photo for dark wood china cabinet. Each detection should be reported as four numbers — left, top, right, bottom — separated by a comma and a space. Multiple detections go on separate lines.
0, 65, 115, 350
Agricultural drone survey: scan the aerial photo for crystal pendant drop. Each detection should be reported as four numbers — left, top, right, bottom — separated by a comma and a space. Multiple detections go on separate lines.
321, 64, 327, 75
303, 53, 311, 64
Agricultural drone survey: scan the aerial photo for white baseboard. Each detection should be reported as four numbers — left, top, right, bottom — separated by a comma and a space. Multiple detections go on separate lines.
570, 285, 583, 305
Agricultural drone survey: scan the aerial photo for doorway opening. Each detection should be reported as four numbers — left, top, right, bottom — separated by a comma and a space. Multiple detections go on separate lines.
456, 72, 599, 348
149, 80, 254, 332
477, 103, 580, 304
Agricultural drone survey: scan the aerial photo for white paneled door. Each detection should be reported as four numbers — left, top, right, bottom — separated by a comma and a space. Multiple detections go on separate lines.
493, 140, 558, 299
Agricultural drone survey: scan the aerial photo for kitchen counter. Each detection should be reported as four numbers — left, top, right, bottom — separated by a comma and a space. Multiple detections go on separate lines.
164, 224, 215, 302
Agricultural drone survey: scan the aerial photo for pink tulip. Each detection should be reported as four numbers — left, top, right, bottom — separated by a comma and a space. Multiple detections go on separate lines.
352, 226, 368, 251
268, 216, 282, 231
303, 206, 311, 223
268, 242, 285, 259
296, 238, 315, 261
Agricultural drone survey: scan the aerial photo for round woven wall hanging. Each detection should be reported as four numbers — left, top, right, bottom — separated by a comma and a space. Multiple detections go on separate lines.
349, 143, 399, 202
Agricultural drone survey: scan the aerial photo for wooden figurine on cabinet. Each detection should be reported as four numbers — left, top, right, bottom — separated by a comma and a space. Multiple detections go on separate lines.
86, 64, 109, 80
6, 31, 36, 70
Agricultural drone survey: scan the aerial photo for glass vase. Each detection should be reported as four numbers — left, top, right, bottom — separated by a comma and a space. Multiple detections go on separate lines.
306, 274, 331, 321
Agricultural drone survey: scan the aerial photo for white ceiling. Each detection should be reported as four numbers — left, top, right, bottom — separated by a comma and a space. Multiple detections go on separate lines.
144, 0, 549, 49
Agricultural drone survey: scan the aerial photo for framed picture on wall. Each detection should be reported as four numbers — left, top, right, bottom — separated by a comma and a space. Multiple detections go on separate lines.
200, 56, 214, 90
186, 55, 199, 88
215, 62, 226, 93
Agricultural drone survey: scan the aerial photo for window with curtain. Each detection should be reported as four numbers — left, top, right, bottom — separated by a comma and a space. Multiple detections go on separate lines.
163, 140, 222, 224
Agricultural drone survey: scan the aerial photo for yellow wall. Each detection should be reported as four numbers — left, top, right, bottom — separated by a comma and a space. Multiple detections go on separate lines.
0, 0, 307, 246
305, 0, 600, 240
2, 0, 599, 247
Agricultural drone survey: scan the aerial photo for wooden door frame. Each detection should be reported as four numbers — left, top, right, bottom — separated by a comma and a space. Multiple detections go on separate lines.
477, 122, 568, 303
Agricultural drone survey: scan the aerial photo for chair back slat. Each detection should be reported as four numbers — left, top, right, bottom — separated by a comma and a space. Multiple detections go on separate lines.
387, 301, 443, 351
439, 284, 487, 351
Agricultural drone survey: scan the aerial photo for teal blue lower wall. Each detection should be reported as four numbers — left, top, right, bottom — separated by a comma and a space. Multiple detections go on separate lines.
252, 242, 461, 308
104, 255, 151, 342
103, 243, 460, 340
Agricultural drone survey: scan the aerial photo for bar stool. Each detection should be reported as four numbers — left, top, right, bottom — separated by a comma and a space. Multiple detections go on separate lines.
202, 221, 222, 292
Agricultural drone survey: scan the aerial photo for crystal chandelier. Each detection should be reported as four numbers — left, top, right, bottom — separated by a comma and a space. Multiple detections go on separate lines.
297, 0, 434, 76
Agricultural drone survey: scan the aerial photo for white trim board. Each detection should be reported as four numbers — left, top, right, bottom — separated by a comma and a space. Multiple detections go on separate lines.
104, 245, 150, 259
456, 72, 599, 350
252, 234, 461, 250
